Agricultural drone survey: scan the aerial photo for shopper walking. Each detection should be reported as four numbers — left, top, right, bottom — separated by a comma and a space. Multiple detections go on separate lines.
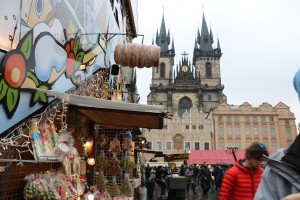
185, 164, 196, 194
219, 142, 268, 200
200, 161, 211, 197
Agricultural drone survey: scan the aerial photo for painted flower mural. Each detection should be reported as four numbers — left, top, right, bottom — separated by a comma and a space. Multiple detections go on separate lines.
0, 29, 100, 119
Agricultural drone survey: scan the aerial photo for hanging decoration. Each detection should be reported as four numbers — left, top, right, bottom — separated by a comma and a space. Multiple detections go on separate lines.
114, 43, 160, 68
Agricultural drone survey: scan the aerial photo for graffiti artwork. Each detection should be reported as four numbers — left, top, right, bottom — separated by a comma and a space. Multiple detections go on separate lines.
0, 0, 125, 134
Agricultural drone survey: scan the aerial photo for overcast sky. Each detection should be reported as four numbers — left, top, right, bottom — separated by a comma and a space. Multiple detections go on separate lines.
134, 0, 300, 128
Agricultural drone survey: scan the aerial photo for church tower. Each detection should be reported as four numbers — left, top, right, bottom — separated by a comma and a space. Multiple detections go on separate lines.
193, 13, 226, 113
147, 12, 175, 112
147, 11, 226, 115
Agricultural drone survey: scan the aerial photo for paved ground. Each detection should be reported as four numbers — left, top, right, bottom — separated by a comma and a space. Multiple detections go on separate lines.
151, 184, 219, 200
186, 186, 219, 200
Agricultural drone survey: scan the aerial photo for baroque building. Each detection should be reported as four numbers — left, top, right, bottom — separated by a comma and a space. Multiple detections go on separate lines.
144, 12, 225, 161
212, 102, 298, 150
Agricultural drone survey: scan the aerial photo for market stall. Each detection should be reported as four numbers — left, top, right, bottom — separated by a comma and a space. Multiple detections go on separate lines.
0, 86, 166, 199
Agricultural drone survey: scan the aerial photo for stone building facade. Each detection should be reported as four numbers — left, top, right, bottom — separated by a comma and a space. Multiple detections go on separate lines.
144, 12, 225, 161
212, 102, 298, 150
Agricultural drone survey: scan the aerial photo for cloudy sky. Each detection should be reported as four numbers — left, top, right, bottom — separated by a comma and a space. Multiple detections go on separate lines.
134, 0, 300, 127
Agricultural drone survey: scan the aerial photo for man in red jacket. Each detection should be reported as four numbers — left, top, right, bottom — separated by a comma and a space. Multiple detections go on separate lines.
219, 142, 268, 200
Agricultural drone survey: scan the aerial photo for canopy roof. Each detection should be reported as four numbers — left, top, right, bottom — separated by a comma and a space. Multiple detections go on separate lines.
34, 89, 165, 129
187, 149, 276, 165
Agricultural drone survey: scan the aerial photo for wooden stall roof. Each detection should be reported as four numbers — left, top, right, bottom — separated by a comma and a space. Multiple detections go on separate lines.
34, 89, 165, 129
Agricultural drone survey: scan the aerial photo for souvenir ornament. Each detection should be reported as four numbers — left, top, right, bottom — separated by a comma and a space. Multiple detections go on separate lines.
97, 134, 109, 148
108, 135, 121, 154
123, 131, 133, 150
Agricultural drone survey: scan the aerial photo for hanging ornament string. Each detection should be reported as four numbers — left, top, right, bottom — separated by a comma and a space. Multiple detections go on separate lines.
0, 100, 60, 164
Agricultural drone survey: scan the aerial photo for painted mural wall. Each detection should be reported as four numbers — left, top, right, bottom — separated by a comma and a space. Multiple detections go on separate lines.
0, 0, 127, 134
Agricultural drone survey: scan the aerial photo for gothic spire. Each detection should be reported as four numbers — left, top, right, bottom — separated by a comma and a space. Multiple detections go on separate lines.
156, 9, 171, 52
217, 37, 221, 49
171, 37, 175, 50
210, 27, 214, 44
197, 28, 201, 44
199, 12, 213, 51
194, 38, 198, 50
216, 37, 222, 54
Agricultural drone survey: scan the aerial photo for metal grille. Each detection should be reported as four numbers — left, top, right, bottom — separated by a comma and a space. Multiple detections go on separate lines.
0, 161, 60, 199
93, 125, 134, 188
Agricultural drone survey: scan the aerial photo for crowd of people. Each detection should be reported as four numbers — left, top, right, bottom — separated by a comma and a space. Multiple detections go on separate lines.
144, 139, 300, 200
144, 160, 230, 199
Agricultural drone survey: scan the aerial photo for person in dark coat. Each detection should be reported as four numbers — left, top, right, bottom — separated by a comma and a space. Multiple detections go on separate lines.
155, 166, 168, 197
200, 162, 212, 197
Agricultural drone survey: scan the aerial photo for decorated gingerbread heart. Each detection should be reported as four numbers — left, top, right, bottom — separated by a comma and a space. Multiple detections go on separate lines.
97, 135, 109, 148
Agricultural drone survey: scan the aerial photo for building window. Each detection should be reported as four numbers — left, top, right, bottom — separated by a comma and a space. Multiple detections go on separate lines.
160, 63, 165, 78
178, 97, 192, 117
234, 116, 239, 123
235, 140, 241, 148
195, 142, 200, 150
270, 127, 276, 136
271, 140, 277, 148
246, 127, 251, 135
147, 141, 152, 150
227, 139, 232, 147
186, 125, 189, 129
263, 139, 268, 148
254, 127, 258, 135
156, 142, 162, 151
205, 62, 212, 76
246, 139, 252, 147
227, 127, 232, 135
218, 116, 223, 121
163, 125, 168, 129
245, 116, 250, 122
270, 116, 274, 122
198, 125, 204, 129
286, 130, 292, 138
285, 120, 290, 125
185, 141, 191, 152
204, 142, 210, 150
235, 127, 240, 135
192, 125, 196, 129
218, 127, 223, 135
219, 140, 224, 150
253, 116, 258, 122
262, 127, 267, 136
208, 95, 212, 101
262, 116, 266, 122
226, 116, 231, 122
166, 142, 172, 151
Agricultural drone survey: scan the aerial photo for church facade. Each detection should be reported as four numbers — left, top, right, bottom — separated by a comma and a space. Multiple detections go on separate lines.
144, 12, 225, 160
